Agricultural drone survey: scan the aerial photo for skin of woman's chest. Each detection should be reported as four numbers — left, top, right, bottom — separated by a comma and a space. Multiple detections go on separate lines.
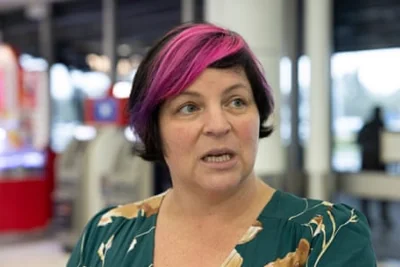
153, 221, 249, 267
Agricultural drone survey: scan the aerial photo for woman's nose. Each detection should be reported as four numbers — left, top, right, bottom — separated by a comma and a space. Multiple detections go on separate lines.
202, 108, 232, 137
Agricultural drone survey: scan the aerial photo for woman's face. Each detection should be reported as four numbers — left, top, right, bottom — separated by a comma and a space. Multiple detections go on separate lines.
159, 67, 260, 194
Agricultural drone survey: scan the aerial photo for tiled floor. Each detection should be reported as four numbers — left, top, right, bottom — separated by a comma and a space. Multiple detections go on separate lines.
0, 239, 70, 267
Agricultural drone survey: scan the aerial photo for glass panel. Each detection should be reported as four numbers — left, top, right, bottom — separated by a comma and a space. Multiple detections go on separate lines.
331, 48, 400, 172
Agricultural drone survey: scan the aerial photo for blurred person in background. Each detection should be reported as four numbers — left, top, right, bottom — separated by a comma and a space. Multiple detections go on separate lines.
357, 106, 392, 229
67, 23, 376, 267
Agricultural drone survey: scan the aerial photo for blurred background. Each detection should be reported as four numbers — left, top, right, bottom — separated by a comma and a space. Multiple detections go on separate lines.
0, 0, 399, 266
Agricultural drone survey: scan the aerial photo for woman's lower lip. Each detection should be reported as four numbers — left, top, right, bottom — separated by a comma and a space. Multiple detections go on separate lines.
200, 155, 238, 170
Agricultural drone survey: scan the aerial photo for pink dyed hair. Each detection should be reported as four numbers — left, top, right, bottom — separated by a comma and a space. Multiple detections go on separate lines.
132, 23, 263, 135
128, 23, 274, 160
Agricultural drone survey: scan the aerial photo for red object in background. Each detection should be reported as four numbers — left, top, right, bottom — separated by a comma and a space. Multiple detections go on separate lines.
0, 44, 53, 233
0, 178, 48, 232
45, 146, 56, 219
0, 148, 55, 232
84, 97, 129, 126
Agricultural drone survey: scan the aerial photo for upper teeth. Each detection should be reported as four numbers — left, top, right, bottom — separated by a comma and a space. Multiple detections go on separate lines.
204, 154, 232, 162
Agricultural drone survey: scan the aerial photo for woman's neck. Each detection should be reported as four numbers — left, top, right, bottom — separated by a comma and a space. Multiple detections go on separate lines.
162, 177, 275, 226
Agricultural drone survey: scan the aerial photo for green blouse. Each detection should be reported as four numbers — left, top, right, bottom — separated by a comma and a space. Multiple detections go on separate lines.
67, 190, 376, 266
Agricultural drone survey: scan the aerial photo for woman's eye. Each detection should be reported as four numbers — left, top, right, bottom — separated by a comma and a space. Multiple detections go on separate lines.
179, 104, 198, 114
230, 98, 246, 108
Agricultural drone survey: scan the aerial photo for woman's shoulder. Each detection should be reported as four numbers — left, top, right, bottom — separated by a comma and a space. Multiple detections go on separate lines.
273, 190, 371, 240
97, 191, 167, 227
252, 191, 376, 266
78, 192, 166, 237
67, 193, 167, 266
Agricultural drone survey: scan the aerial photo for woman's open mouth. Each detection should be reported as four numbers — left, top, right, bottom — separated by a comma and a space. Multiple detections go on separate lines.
201, 151, 237, 170
202, 153, 233, 163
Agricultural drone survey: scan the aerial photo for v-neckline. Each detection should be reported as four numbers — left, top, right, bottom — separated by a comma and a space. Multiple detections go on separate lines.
149, 189, 281, 266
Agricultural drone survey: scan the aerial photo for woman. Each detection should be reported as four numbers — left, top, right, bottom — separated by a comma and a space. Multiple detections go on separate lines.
67, 23, 376, 267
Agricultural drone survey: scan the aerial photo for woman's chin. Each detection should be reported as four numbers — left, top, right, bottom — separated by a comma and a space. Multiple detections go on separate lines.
197, 173, 249, 194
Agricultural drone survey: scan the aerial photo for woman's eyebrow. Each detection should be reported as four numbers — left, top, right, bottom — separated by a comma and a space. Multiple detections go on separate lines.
178, 83, 248, 98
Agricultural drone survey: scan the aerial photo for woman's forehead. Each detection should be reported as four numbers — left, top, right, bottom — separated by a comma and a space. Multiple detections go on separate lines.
160, 68, 252, 107
184, 68, 249, 91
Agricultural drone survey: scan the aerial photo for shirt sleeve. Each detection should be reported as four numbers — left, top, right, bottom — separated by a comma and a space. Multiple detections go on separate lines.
306, 205, 377, 267
67, 206, 115, 267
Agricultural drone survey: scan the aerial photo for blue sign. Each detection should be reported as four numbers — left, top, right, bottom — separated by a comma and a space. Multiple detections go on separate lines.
93, 98, 118, 122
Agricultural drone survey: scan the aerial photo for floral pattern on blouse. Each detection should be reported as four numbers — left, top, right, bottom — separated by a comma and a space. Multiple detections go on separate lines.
67, 190, 376, 267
